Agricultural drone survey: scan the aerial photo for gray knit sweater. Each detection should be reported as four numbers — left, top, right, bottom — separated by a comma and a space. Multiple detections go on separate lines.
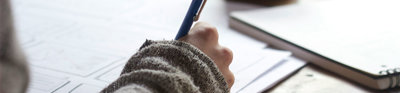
101, 40, 230, 93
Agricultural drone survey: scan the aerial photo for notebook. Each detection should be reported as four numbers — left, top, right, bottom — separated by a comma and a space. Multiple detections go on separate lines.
10, 0, 305, 92
229, 0, 400, 90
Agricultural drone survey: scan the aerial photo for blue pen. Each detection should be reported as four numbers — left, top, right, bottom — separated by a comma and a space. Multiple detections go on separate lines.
175, 0, 207, 40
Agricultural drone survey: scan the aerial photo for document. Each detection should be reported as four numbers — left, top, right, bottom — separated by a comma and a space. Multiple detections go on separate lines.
230, 49, 291, 92
238, 57, 306, 93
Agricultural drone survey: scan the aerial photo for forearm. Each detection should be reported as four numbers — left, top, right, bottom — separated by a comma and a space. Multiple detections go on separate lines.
101, 40, 229, 93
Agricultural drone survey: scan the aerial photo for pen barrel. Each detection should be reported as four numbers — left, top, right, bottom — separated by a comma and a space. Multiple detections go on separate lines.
175, 0, 203, 40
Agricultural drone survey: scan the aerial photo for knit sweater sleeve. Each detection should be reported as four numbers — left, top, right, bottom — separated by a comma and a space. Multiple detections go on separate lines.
101, 40, 229, 93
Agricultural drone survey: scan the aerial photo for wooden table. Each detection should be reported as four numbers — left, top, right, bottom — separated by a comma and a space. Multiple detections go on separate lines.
265, 64, 400, 93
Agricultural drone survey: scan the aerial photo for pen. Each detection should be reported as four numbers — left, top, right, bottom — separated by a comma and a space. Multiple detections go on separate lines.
174, 0, 207, 40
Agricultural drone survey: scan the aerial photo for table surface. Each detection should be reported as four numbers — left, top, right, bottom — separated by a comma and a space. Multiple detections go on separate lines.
265, 64, 400, 93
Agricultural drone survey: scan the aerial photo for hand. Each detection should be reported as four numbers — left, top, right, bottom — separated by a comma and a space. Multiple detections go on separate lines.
178, 22, 234, 88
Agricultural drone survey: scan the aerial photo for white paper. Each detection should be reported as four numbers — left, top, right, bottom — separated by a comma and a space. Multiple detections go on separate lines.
238, 57, 306, 93
27, 71, 69, 93
97, 64, 125, 83
69, 84, 103, 93
230, 49, 292, 92
24, 43, 122, 76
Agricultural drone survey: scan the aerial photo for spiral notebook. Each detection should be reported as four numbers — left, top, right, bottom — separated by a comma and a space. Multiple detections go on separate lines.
229, 0, 400, 90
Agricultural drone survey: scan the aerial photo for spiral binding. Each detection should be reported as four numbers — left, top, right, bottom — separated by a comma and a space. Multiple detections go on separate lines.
379, 68, 400, 89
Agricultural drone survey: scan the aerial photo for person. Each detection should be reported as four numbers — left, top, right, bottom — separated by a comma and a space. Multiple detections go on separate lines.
101, 22, 234, 93
0, 0, 234, 92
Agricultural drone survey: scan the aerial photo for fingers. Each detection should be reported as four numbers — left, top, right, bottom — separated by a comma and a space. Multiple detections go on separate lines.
180, 22, 232, 68
219, 46, 233, 67
216, 46, 235, 88
223, 69, 235, 88
189, 22, 219, 45
178, 22, 219, 52
177, 22, 235, 88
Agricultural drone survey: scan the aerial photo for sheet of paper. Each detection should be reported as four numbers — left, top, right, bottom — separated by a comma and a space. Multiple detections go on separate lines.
230, 49, 292, 92
97, 64, 125, 83
27, 70, 69, 93
24, 43, 122, 76
69, 84, 103, 93
238, 57, 306, 93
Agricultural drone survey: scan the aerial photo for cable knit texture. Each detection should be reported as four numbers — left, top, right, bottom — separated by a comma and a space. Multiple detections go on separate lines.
101, 40, 229, 93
